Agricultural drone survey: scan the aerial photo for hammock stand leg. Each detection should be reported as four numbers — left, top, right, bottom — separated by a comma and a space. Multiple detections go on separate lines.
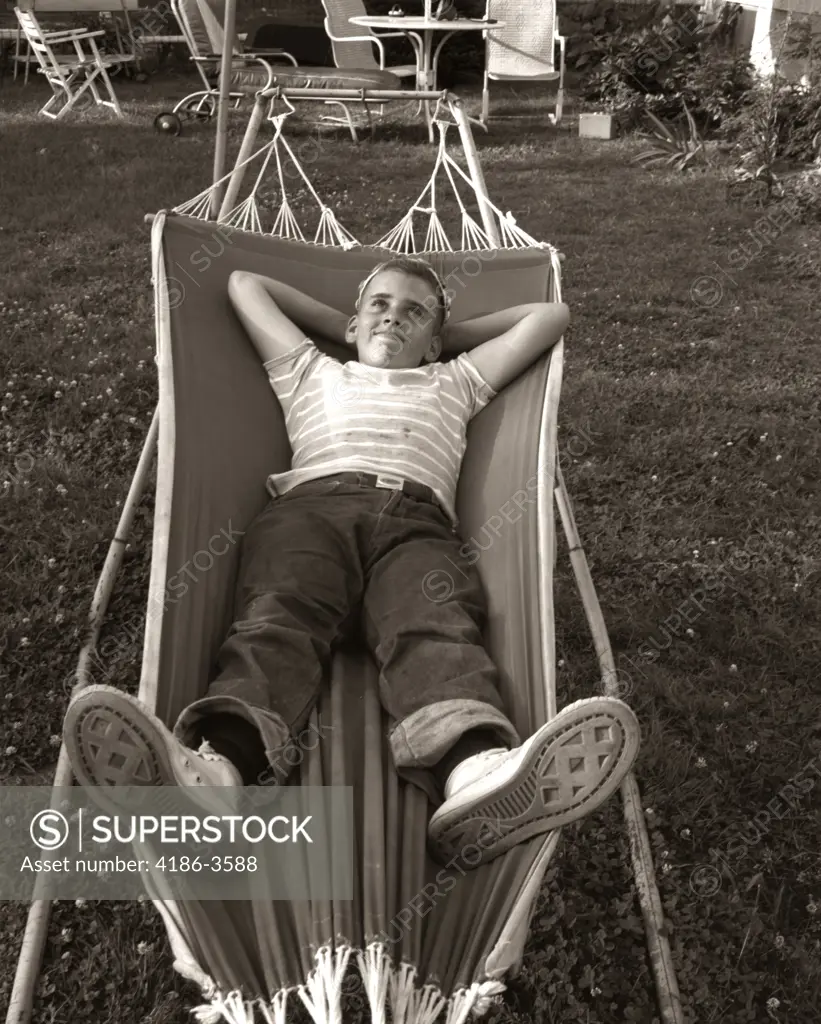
449, 97, 500, 248
6, 406, 160, 1024
210, 0, 238, 217
217, 93, 268, 222
553, 464, 684, 1024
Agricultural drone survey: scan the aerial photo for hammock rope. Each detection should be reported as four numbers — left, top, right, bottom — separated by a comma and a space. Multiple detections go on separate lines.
174, 105, 360, 249
171, 98, 547, 255
386, 962, 450, 1024
296, 944, 354, 1024
373, 110, 545, 254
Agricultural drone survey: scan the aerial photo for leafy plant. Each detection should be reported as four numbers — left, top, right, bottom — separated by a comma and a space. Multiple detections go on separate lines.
723, 13, 821, 205
632, 101, 707, 170
669, 50, 756, 128
581, 3, 752, 135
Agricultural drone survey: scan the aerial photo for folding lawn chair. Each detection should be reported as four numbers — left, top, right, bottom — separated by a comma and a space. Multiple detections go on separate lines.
13, 5, 134, 118
10, 0, 141, 86
8, 86, 684, 1024
481, 0, 566, 127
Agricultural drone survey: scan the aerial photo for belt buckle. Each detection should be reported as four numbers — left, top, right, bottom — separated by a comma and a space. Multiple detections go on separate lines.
375, 473, 405, 491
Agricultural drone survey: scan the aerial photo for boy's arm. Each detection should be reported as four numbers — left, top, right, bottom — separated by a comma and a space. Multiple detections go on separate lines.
442, 303, 569, 394
228, 270, 350, 364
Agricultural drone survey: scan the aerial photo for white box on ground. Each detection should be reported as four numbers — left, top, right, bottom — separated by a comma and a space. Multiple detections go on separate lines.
579, 113, 616, 139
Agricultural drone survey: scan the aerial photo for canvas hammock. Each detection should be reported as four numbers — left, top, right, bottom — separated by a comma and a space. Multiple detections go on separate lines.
8, 90, 683, 1024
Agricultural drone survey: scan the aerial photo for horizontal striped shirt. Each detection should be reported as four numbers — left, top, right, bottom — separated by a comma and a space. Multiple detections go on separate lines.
264, 339, 496, 523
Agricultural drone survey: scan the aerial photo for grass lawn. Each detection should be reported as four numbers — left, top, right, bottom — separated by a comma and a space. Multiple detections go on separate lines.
1, 71, 820, 1024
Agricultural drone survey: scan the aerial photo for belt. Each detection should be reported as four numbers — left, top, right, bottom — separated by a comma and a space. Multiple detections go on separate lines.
324, 472, 441, 509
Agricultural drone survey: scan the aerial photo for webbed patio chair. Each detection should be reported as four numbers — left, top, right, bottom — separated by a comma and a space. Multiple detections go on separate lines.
321, 0, 419, 83
481, 0, 566, 127
320, 0, 424, 128
13, 6, 134, 119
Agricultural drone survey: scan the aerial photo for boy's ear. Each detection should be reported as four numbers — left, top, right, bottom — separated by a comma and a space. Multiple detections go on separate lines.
423, 333, 442, 363
345, 315, 358, 345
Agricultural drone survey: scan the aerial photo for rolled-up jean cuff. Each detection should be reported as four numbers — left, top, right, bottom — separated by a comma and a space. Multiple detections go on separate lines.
172, 695, 290, 772
389, 699, 521, 770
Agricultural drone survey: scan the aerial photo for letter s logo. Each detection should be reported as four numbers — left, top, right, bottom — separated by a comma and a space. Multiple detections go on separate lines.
637, 53, 659, 76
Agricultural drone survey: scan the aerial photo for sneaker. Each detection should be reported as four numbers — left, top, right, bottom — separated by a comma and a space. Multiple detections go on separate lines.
63, 684, 242, 814
427, 696, 641, 867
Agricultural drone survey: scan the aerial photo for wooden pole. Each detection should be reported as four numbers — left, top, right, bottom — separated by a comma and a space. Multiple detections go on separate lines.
554, 464, 684, 1024
210, 0, 238, 218
6, 408, 160, 1024
449, 96, 501, 248
217, 93, 267, 222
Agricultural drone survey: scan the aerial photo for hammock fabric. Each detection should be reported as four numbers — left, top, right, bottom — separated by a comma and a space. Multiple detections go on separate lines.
141, 211, 565, 1023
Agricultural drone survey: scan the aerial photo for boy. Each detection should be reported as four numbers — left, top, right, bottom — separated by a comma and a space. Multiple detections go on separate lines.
64, 257, 640, 867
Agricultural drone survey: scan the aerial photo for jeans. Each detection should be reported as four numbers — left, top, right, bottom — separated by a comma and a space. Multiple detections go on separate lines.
172, 476, 520, 802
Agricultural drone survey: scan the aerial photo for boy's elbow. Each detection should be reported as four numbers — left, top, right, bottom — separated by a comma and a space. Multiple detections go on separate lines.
538, 302, 569, 345
228, 269, 243, 296
228, 269, 250, 292
228, 269, 259, 307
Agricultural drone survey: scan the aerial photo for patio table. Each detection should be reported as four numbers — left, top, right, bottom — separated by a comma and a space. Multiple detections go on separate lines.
349, 14, 503, 142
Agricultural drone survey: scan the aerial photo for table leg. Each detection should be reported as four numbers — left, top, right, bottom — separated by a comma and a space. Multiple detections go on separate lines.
400, 28, 424, 116
432, 30, 455, 85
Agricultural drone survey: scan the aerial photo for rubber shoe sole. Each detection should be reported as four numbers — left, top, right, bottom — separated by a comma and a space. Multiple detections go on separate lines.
427, 696, 640, 867
63, 684, 241, 816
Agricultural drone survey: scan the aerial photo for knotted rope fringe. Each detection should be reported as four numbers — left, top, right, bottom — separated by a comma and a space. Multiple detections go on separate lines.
444, 981, 508, 1024
297, 945, 353, 1024
375, 117, 547, 254
173, 112, 359, 249
191, 989, 254, 1024
173, 108, 546, 254
185, 946, 506, 1023
257, 989, 289, 1024
386, 959, 447, 1024
356, 942, 391, 1024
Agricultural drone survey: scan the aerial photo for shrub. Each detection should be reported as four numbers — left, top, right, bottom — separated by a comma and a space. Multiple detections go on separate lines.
581, 2, 753, 134
784, 170, 821, 221
722, 77, 821, 171
722, 14, 821, 211
668, 50, 757, 129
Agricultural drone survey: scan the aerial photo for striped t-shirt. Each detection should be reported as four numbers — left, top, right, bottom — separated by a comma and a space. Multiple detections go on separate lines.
264, 339, 497, 523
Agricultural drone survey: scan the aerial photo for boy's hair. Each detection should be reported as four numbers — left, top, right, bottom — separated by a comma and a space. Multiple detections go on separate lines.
356, 257, 451, 331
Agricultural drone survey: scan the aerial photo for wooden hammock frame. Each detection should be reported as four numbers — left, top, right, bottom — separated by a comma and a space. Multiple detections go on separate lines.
7, 5, 683, 1019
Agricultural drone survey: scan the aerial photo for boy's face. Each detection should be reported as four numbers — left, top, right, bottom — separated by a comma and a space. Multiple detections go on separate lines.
346, 269, 442, 369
